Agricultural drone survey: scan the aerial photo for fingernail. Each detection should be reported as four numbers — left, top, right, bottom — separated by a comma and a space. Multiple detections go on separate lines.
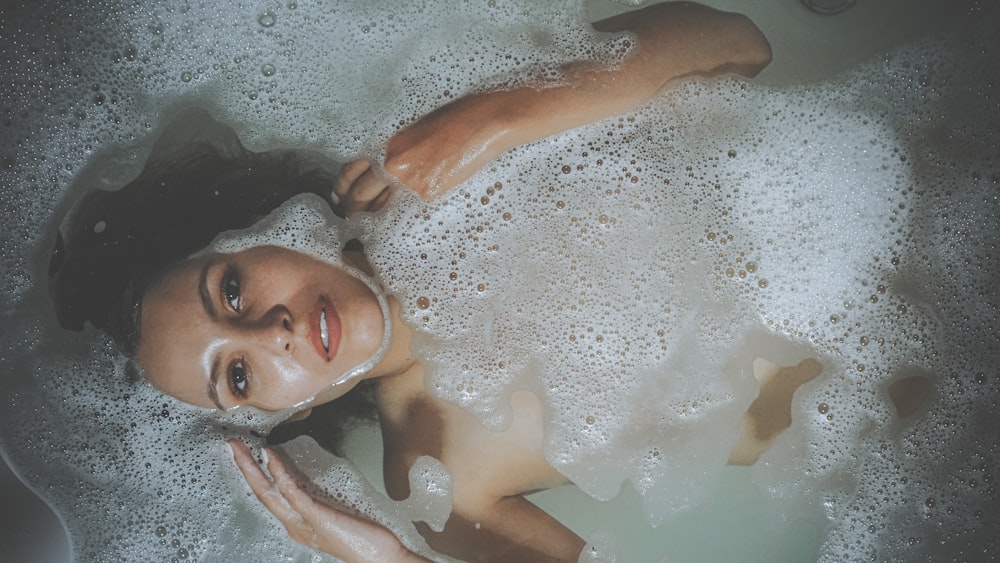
260, 447, 270, 465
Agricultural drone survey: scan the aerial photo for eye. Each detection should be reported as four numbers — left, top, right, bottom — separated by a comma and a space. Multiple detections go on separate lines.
228, 358, 250, 398
221, 269, 241, 312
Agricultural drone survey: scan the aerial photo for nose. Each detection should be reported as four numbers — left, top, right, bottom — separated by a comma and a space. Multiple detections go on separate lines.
246, 305, 294, 353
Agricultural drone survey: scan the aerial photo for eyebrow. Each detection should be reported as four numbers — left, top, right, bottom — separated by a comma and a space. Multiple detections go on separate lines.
207, 356, 225, 411
198, 259, 225, 410
198, 259, 218, 320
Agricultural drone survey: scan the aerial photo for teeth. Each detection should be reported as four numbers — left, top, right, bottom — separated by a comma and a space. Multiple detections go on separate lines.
320, 308, 329, 353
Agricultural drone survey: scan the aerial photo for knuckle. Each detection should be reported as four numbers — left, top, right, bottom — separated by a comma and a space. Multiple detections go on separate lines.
344, 159, 368, 174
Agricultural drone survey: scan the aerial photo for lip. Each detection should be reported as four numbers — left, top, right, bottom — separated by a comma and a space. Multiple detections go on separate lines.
308, 296, 341, 362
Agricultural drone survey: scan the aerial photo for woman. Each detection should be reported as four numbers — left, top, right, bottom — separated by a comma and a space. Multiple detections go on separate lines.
51, 3, 771, 561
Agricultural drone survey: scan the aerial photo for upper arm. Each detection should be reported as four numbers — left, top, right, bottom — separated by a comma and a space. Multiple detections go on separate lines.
386, 455, 584, 562
381, 391, 582, 562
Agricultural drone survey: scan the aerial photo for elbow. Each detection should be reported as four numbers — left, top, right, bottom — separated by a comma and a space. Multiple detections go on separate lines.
729, 13, 773, 77
744, 22, 773, 77
745, 37, 773, 78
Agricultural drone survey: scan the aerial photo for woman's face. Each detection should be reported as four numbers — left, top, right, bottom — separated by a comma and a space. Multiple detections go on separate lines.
136, 245, 385, 411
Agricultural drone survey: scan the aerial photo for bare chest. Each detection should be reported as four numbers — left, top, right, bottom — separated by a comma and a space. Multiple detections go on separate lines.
380, 380, 568, 503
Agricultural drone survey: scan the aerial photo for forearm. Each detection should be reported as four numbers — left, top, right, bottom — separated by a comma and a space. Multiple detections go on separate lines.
500, 2, 773, 147
416, 495, 585, 563
485, 3, 771, 149
383, 2, 770, 198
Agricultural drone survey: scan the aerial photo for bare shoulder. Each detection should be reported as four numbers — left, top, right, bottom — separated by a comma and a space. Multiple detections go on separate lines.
378, 385, 583, 562
379, 379, 566, 513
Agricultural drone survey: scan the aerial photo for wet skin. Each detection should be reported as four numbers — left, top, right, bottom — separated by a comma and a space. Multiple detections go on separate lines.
137, 245, 389, 411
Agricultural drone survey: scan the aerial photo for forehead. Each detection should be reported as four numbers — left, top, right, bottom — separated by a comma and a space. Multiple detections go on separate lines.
135, 255, 217, 408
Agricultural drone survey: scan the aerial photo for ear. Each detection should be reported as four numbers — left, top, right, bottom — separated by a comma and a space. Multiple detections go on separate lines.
287, 408, 313, 423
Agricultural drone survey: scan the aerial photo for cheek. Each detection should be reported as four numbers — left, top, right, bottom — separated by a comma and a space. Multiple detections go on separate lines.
345, 299, 385, 353
261, 356, 318, 408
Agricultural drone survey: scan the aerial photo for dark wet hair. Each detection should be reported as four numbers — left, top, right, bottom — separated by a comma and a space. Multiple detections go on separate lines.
49, 109, 342, 355
48, 109, 376, 451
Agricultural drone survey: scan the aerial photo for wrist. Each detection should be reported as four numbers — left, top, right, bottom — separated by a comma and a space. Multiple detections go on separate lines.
390, 541, 431, 563
459, 89, 525, 159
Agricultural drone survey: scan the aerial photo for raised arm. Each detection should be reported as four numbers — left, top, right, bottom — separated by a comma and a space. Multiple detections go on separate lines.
335, 2, 771, 211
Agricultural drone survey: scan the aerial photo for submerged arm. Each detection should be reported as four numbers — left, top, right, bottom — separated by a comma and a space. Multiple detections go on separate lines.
335, 1, 771, 211
416, 495, 585, 563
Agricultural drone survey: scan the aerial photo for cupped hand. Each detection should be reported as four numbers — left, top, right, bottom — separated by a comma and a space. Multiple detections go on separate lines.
333, 159, 394, 215
335, 92, 517, 214
229, 439, 428, 563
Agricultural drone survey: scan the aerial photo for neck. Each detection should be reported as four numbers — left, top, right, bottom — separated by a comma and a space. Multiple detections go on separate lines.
365, 296, 418, 381
366, 298, 432, 426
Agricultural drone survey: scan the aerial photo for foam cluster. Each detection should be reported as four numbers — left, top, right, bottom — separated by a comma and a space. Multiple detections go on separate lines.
0, 0, 997, 561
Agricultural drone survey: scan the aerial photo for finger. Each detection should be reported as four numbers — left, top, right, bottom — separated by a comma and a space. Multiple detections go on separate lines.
265, 448, 321, 518
264, 449, 401, 559
366, 184, 393, 212
334, 160, 372, 201
265, 449, 380, 537
263, 448, 334, 549
345, 168, 391, 214
229, 439, 270, 489
228, 440, 300, 524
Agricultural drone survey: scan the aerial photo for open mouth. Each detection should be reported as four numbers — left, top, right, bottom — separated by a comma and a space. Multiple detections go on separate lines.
320, 308, 329, 353
310, 297, 341, 362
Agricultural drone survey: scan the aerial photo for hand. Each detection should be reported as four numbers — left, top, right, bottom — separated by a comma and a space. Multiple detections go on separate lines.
335, 95, 511, 211
333, 159, 394, 215
335, 95, 514, 211
382, 94, 515, 201
229, 440, 428, 563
